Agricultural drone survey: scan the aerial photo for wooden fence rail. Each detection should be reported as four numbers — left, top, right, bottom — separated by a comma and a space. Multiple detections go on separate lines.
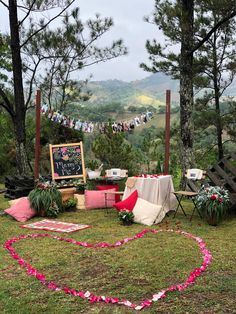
206, 152, 236, 207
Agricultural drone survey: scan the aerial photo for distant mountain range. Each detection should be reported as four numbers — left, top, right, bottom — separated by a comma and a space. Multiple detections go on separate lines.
84, 73, 180, 109
83, 72, 236, 109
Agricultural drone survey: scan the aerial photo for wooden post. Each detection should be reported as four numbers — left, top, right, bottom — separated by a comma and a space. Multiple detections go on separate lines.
164, 90, 171, 174
34, 90, 41, 180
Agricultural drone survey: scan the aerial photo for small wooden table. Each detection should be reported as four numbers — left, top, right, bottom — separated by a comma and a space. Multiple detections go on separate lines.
58, 187, 77, 202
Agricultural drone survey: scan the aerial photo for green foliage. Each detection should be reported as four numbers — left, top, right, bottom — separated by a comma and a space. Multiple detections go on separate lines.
141, 1, 236, 186
193, 99, 236, 167
118, 210, 134, 225
140, 0, 181, 78
193, 1, 236, 159
37, 116, 84, 175
46, 202, 60, 218
92, 123, 140, 175
85, 180, 97, 191
0, 112, 16, 180
55, 179, 84, 188
196, 186, 230, 225
81, 73, 179, 108
40, 116, 83, 145
86, 159, 100, 171
221, 100, 236, 143
1, 188, 236, 313
62, 102, 126, 123
63, 197, 77, 212
127, 105, 138, 112
0, 34, 12, 83
23, 6, 127, 110
141, 0, 236, 80
74, 183, 86, 193
28, 183, 62, 217
129, 124, 181, 177
0, 1, 127, 175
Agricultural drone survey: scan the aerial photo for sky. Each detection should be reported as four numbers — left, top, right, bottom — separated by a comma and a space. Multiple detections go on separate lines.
0, 0, 162, 82
76, 0, 160, 82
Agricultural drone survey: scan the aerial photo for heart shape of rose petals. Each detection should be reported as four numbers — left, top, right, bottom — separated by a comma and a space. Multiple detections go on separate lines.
4, 229, 212, 311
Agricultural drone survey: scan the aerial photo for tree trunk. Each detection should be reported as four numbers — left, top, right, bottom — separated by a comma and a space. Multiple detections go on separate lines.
214, 79, 224, 161
212, 32, 224, 161
215, 109, 223, 160
179, 0, 194, 187
9, 0, 31, 174
12, 114, 32, 175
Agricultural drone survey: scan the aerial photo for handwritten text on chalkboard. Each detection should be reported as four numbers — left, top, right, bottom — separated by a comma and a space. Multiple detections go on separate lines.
51, 144, 84, 179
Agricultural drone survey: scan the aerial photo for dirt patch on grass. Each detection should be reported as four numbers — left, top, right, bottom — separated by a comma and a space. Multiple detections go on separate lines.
182, 291, 236, 314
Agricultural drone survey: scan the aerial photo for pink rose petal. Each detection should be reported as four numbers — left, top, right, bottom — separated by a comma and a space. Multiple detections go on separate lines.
4, 229, 212, 311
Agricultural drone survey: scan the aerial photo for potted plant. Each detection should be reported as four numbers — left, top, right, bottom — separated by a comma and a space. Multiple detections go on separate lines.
118, 209, 134, 225
28, 181, 62, 217
86, 159, 103, 179
196, 185, 230, 226
75, 183, 86, 195
63, 197, 77, 212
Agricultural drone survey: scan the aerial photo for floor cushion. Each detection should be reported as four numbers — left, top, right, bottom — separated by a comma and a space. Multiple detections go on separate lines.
74, 194, 86, 210
133, 197, 163, 226
85, 189, 116, 209
96, 184, 120, 202
4, 197, 36, 222
8, 198, 21, 206
113, 190, 138, 212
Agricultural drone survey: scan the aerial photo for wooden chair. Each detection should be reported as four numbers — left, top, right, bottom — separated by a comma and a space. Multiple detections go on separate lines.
103, 190, 124, 215
173, 169, 206, 220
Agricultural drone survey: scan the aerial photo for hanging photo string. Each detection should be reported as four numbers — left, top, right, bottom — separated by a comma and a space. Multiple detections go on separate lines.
40, 103, 154, 134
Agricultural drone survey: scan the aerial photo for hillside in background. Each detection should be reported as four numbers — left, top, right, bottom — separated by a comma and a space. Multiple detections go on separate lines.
84, 73, 180, 109
82, 72, 236, 109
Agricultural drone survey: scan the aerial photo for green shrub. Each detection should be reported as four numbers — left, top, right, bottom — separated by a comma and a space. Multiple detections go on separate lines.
46, 202, 61, 218
118, 209, 134, 225
28, 182, 62, 217
63, 198, 77, 212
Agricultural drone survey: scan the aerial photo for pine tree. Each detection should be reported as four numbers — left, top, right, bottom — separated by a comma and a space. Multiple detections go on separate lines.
92, 123, 139, 175
141, 0, 236, 182
194, 1, 236, 160
0, 0, 127, 175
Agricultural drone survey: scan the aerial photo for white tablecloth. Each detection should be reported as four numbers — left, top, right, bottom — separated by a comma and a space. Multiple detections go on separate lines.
123, 175, 177, 220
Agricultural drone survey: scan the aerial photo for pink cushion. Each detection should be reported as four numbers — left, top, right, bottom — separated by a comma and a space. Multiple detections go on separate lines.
96, 185, 120, 202
113, 190, 138, 212
85, 189, 116, 209
4, 197, 36, 222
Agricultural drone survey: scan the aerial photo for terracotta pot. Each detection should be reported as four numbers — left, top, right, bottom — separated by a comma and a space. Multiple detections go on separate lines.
206, 214, 218, 226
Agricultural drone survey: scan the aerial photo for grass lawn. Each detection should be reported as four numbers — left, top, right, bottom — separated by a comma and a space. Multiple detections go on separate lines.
0, 192, 235, 314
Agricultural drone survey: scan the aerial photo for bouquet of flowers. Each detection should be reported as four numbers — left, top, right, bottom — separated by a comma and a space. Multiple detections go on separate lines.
196, 185, 230, 225
118, 209, 134, 225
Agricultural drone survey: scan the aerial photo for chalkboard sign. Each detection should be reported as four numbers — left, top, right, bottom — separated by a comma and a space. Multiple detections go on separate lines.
49, 142, 86, 181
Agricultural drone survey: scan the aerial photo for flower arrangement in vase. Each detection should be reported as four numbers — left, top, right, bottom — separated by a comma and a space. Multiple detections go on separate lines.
196, 185, 230, 225
118, 209, 134, 225
28, 181, 62, 217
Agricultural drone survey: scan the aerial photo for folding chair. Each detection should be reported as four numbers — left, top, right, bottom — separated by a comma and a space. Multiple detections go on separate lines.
173, 169, 205, 220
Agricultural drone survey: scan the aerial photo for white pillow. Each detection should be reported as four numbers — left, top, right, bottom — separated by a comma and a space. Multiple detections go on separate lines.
133, 198, 162, 226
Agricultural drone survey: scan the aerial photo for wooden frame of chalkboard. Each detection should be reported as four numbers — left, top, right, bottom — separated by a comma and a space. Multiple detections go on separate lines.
49, 142, 86, 182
